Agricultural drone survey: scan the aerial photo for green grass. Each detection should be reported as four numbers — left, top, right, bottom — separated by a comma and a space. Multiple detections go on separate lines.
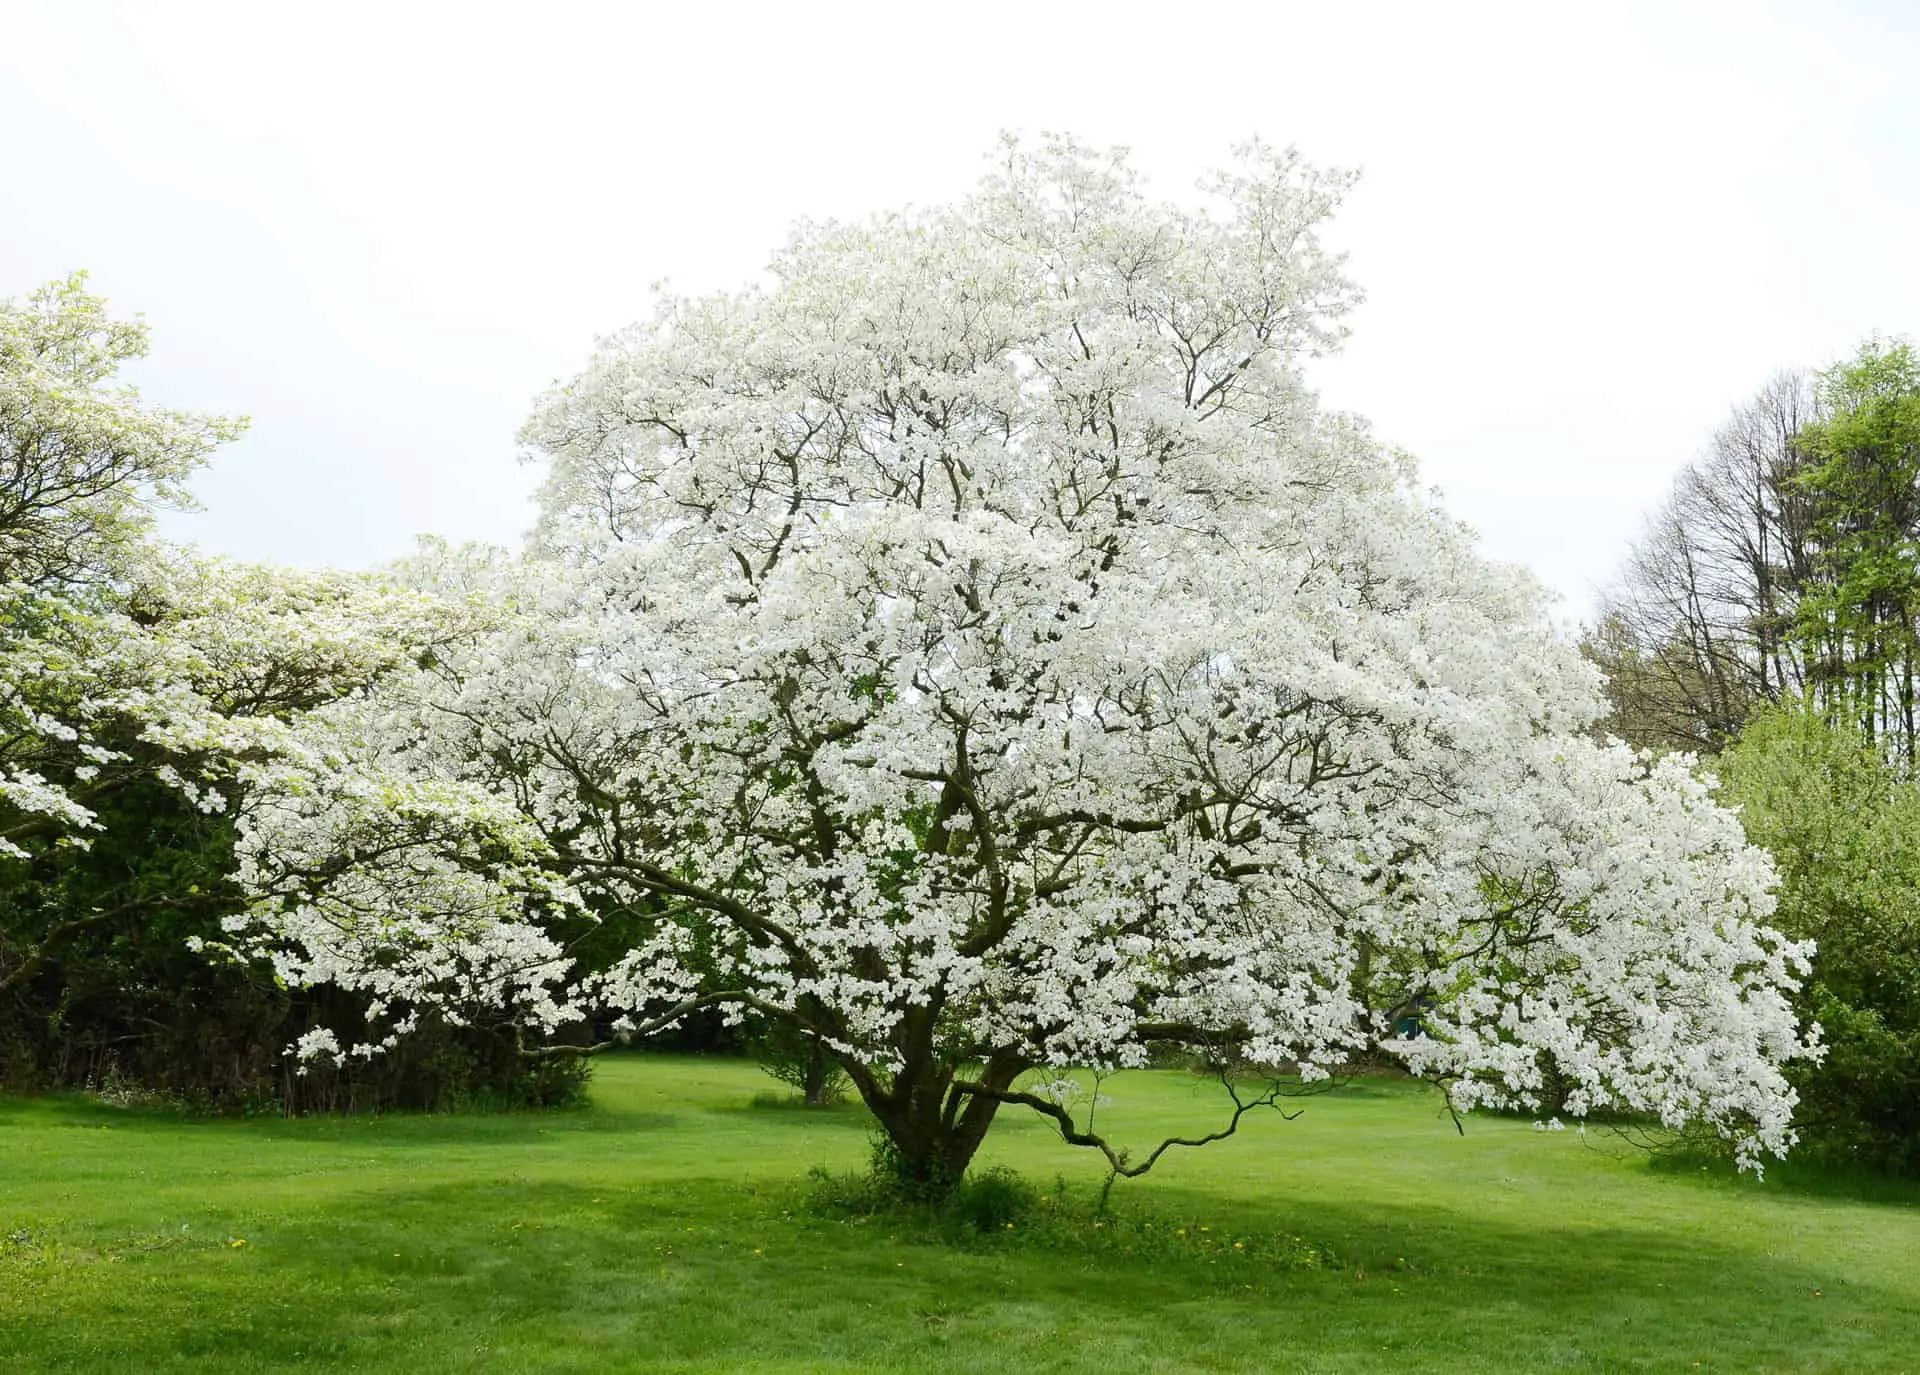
3, 1056, 1917, 1372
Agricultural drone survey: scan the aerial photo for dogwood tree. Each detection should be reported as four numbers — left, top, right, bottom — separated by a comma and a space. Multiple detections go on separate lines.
0, 272, 242, 589
2, 272, 240, 863
0, 276, 479, 1015
234, 138, 1813, 1186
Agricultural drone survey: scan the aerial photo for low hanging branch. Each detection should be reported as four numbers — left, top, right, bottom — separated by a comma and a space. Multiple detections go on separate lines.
951, 1067, 1307, 1208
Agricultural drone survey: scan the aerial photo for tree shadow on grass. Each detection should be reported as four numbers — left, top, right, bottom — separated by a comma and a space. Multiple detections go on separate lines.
11, 1171, 1907, 1374
1650, 1149, 1920, 1209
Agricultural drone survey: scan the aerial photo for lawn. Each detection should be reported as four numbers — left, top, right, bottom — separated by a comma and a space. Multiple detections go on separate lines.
2, 1055, 1916, 1373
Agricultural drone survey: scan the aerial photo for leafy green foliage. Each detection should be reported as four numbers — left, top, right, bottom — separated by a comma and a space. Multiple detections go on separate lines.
0, 755, 270, 1097
1790, 339, 1920, 762
0, 741, 589, 1112
1717, 706, 1920, 1173
751, 1016, 851, 1106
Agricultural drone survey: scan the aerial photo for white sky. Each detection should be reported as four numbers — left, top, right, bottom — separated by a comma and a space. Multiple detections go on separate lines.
3, 0, 1915, 620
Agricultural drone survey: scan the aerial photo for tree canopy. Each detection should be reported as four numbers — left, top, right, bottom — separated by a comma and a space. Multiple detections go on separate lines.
226, 138, 1810, 1186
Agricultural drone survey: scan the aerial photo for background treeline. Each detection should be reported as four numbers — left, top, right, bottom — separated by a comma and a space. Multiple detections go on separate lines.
1591, 337, 1920, 1174
0, 771, 595, 1111
0, 276, 599, 1111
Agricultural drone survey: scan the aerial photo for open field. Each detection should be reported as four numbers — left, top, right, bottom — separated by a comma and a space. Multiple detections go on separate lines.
3, 1055, 1917, 1373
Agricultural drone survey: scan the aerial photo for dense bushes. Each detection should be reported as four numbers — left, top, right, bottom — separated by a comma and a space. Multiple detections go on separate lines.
1717, 707, 1920, 1174
0, 771, 589, 1113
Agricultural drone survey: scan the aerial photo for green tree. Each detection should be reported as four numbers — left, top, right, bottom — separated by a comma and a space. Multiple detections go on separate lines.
1717, 705, 1920, 1173
1790, 339, 1920, 764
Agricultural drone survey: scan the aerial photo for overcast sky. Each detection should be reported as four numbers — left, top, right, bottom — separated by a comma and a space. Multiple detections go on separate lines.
3, 1, 1915, 620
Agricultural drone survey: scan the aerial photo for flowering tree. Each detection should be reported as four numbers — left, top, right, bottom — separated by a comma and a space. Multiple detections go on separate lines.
1, 272, 240, 870
0, 273, 242, 590
0, 278, 478, 1083
235, 139, 1812, 1186
0, 554, 480, 981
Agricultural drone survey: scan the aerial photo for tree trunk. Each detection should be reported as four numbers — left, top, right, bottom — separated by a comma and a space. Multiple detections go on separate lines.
854, 1051, 1023, 1200
801, 1037, 833, 1107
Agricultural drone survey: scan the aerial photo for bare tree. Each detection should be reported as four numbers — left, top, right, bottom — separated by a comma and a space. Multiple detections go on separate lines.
1590, 372, 1816, 753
